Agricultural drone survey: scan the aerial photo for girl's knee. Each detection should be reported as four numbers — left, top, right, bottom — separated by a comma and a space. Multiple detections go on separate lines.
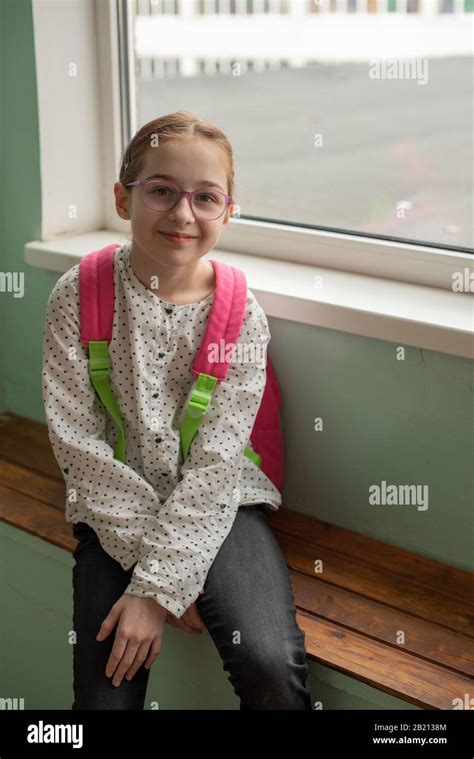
229, 639, 311, 709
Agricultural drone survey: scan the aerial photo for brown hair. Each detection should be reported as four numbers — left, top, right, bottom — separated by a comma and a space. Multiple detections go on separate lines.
119, 110, 236, 198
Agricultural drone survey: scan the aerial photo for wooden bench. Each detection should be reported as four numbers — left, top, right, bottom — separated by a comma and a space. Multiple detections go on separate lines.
1, 411, 472, 710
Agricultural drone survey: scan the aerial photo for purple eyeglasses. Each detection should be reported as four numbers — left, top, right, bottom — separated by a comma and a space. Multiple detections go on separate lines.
124, 178, 235, 221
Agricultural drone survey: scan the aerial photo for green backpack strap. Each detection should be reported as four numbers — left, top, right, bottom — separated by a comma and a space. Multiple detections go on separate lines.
179, 260, 262, 469
88, 340, 127, 463
180, 371, 261, 467
81, 245, 127, 463
245, 447, 261, 466
180, 373, 217, 462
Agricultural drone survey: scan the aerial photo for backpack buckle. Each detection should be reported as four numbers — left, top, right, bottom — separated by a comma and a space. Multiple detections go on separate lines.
88, 341, 111, 381
187, 373, 218, 418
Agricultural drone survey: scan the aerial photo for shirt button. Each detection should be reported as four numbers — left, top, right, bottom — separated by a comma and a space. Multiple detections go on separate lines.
165, 307, 173, 315
152, 392, 159, 398
155, 437, 162, 444
158, 352, 165, 358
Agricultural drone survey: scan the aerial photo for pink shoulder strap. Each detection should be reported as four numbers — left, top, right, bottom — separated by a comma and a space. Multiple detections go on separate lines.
192, 259, 247, 382
79, 244, 119, 344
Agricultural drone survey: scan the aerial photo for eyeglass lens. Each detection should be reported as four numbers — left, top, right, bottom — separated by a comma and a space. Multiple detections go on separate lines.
143, 181, 226, 219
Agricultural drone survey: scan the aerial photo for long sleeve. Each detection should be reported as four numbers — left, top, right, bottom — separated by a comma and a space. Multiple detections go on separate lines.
42, 267, 164, 568
124, 296, 272, 618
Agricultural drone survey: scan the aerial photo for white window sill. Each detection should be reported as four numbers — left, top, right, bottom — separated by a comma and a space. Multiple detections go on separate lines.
26, 232, 473, 359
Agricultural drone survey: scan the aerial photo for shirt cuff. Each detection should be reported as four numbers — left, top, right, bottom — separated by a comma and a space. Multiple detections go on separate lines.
124, 583, 188, 618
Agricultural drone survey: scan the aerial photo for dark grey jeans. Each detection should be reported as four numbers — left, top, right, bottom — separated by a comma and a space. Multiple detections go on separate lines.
71, 504, 313, 710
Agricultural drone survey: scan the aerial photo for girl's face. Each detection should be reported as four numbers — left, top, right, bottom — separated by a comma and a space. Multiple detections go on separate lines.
114, 137, 235, 268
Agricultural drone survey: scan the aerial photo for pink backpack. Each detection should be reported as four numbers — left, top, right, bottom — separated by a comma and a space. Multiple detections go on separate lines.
79, 244, 285, 493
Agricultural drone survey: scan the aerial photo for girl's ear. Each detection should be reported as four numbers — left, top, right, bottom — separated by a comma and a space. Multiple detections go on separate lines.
224, 203, 237, 224
114, 181, 131, 221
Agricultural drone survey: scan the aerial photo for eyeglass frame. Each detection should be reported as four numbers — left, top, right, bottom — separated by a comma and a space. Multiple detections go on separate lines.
124, 178, 235, 220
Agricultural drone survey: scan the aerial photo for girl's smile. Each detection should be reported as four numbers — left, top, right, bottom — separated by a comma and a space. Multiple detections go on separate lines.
157, 230, 199, 245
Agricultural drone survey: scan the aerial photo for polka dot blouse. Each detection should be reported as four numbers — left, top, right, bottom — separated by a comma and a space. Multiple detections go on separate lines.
42, 241, 282, 618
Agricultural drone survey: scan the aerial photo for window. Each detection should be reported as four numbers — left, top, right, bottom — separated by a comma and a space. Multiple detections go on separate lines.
129, 0, 473, 252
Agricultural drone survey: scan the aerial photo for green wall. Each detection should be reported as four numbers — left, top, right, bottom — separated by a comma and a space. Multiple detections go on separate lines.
0, 0, 42, 418
0, 0, 470, 710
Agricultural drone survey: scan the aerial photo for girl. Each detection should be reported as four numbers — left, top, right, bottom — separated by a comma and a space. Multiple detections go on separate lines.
42, 111, 312, 710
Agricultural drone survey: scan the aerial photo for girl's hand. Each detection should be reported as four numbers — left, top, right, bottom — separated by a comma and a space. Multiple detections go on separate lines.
166, 602, 206, 634
166, 592, 206, 635
96, 594, 167, 687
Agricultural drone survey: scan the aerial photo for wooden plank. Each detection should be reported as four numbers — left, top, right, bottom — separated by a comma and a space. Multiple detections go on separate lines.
273, 530, 474, 636
0, 458, 65, 511
297, 610, 474, 710
0, 484, 75, 553
290, 570, 474, 676
0, 413, 62, 480
267, 508, 474, 607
